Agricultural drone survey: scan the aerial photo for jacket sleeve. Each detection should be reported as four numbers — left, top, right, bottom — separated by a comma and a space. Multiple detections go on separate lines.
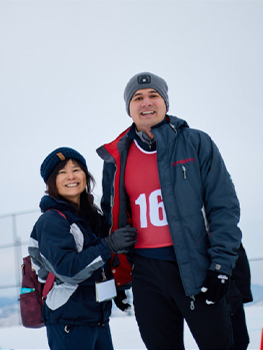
32, 211, 112, 284
198, 132, 242, 275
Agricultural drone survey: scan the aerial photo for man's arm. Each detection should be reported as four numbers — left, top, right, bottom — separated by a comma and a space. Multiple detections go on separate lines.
199, 134, 242, 275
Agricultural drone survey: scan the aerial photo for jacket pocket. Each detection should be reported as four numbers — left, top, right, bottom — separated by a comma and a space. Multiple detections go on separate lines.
173, 163, 202, 217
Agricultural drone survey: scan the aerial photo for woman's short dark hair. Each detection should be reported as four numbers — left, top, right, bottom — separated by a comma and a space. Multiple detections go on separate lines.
46, 159, 99, 227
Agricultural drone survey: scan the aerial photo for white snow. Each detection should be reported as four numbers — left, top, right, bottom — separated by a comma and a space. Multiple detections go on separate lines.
0, 305, 262, 350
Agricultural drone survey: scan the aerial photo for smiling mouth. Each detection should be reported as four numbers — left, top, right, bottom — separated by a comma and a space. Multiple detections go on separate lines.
65, 183, 78, 188
141, 111, 155, 116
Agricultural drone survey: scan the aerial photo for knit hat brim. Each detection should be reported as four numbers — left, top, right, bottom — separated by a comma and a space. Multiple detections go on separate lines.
124, 72, 169, 116
40, 147, 87, 183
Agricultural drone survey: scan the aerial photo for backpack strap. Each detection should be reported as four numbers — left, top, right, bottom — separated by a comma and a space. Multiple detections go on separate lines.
47, 208, 67, 220
42, 272, 56, 299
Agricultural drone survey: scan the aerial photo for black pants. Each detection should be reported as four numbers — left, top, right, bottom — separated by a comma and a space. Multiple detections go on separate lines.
231, 304, 250, 350
132, 255, 234, 350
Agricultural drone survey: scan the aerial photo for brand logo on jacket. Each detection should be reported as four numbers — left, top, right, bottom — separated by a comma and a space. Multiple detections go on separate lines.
172, 158, 195, 167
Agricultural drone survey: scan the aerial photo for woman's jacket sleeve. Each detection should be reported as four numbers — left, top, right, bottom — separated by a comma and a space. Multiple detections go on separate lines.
30, 211, 112, 284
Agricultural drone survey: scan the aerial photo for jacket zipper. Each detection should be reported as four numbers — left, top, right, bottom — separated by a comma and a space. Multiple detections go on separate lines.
109, 163, 117, 235
148, 139, 154, 150
182, 166, 187, 179
156, 121, 195, 296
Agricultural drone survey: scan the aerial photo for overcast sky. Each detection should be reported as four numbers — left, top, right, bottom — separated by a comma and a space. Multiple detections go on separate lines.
0, 0, 263, 269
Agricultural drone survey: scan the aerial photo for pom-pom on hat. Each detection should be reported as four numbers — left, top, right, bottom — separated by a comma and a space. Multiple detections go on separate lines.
40, 147, 87, 183
124, 72, 169, 116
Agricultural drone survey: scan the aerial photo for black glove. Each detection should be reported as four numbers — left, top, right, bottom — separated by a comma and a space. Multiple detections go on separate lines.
114, 290, 131, 311
104, 226, 137, 254
201, 270, 230, 304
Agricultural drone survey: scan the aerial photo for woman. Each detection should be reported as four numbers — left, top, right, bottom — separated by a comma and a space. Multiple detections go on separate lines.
29, 147, 137, 350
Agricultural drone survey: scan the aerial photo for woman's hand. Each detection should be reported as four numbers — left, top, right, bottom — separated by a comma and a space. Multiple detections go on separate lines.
104, 226, 137, 254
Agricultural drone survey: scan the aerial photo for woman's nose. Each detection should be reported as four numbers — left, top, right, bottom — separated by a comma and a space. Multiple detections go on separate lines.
67, 171, 76, 179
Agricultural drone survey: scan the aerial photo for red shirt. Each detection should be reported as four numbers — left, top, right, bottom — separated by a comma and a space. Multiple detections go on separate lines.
125, 140, 173, 249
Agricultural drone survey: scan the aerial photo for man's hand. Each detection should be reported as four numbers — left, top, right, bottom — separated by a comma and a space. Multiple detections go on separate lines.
104, 226, 137, 254
114, 290, 131, 311
201, 270, 230, 304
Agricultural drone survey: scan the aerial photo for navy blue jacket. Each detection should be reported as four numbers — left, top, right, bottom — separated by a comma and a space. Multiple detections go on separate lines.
29, 195, 112, 326
97, 115, 242, 296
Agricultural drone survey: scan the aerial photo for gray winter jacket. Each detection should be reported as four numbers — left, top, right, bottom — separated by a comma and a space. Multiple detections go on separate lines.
97, 115, 242, 296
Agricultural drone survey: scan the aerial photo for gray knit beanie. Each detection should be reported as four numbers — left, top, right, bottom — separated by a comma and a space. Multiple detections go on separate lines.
124, 72, 169, 116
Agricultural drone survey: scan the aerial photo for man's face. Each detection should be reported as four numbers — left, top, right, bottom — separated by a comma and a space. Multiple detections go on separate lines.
129, 88, 167, 133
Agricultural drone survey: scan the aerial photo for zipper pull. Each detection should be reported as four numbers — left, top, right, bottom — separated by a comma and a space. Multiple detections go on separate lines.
182, 166, 187, 179
110, 195, 114, 208
190, 295, 195, 310
101, 267, 107, 281
169, 123, 177, 134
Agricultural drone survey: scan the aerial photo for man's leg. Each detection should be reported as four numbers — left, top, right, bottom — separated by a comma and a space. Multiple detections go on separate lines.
132, 255, 185, 350
133, 255, 234, 350
177, 290, 234, 350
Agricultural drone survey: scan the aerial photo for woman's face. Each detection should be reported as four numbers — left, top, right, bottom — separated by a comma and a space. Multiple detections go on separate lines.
56, 159, 86, 206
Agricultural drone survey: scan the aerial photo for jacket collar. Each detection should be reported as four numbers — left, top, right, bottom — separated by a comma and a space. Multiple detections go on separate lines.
40, 195, 77, 215
96, 115, 189, 161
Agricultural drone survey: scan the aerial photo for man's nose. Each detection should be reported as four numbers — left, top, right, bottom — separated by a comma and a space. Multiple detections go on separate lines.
142, 96, 152, 106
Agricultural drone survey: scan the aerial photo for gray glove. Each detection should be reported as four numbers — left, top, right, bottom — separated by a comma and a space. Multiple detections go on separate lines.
104, 226, 137, 254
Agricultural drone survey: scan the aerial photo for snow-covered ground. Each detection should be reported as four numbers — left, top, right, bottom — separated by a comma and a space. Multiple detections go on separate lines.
0, 305, 262, 350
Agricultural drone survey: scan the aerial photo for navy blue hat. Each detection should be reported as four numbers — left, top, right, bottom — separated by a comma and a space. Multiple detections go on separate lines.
124, 72, 169, 116
40, 147, 87, 183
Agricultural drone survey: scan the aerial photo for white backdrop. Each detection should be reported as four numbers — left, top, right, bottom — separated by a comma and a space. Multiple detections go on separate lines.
0, 0, 262, 264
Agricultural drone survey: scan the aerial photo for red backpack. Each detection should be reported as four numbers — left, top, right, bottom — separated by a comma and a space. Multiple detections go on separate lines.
19, 255, 55, 328
19, 209, 66, 328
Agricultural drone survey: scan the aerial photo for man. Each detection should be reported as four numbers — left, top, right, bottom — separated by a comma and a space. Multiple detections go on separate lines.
97, 72, 242, 349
